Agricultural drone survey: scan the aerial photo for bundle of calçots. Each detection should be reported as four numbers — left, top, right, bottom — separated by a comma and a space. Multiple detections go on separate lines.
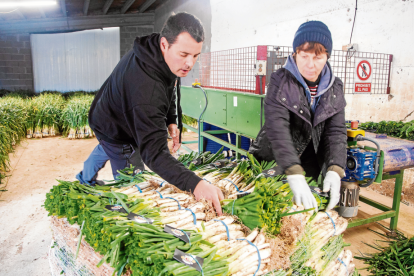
29, 93, 65, 138
289, 211, 354, 276
185, 153, 276, 198
222, 175, 327, 236
61, 94, 95, 139
178, 146, 226, 171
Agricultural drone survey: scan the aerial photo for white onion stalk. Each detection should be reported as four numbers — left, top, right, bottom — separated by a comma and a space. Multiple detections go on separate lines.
49, 124, 57, 136
76, 127, 85, 139
207, 231, 245, 243
200, 171, 225, 184
168, 213, 205, 228
229, 247, 271, 274
34, 125, 42, 138
26, 128, 33, 138
84, 126, 92, 138
335, 250, 353, 276
120, 183, 151, 194
42, 125, 49, 137
68, 128, 76, 139
232, 260, 270, 276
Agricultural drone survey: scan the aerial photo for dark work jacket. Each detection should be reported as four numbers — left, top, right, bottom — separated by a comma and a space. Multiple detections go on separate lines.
89, 33, 201, 192
249, 68, 347, 177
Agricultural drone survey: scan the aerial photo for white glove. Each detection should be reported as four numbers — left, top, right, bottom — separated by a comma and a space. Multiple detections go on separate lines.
323, 171, 341, 210
287, 174, 318, 212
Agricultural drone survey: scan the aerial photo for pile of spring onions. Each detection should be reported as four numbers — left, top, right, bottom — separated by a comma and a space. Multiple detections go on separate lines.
44, 149, 357, 276
0, 90, 96, 140
0, 96, 28, 182
355, 225, 414, 275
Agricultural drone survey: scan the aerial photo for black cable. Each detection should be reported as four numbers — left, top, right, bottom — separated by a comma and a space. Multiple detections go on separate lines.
193, 85, 208, 153
177, 78, 183, 143
349, 0, 358, 44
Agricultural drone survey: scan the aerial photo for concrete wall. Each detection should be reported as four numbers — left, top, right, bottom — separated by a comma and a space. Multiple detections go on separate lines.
0, 34, 33, 91
155, 0, 212, 86
120, 26, 154, 58
209, 0, 414, 122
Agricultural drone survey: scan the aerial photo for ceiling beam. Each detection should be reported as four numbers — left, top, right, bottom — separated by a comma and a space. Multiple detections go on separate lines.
83, 0, 91, 16
60, 0, 67, 17
38, 8, 47, 19
14, 9, 26, 20
138, 0, 157, 13
0, 13, 155, 35
102, 0, 115, 15
121, 0, 136, 14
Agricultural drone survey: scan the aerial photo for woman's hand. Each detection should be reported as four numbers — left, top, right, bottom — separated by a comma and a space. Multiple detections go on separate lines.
287, 174, 318, 212
323, 171, 341, 210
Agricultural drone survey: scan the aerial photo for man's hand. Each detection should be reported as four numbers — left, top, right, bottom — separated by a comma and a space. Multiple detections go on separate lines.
323, 171, 341, 210
168, 124, 181, 153
193, 180, 224, 215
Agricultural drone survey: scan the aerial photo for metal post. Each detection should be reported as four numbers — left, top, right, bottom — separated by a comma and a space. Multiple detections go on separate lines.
235, 134, 241, 159
390, 169, 404, 231
198, 121, 204, 154
387, 54, 393, 94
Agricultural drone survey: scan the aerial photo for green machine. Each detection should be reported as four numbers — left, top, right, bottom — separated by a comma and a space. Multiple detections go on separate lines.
180, 85, 264, 158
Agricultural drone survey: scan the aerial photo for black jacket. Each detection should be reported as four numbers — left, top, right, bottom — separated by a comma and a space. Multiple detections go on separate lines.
89, 33, 201, 192
249, 68, 347, 178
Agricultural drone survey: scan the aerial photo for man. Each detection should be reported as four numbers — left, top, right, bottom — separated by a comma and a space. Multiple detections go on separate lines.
249, 21, 347, 211
76, 12, 224, 215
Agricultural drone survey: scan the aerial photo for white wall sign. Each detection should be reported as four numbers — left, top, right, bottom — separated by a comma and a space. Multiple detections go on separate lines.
354, 58, 373, 93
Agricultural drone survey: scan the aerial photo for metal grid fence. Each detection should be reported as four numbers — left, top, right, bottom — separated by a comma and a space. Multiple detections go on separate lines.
198, 45, 392, 95
199, 46, 257, 93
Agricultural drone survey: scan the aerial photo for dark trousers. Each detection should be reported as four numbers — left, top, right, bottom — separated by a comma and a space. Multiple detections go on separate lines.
76, 138, 144, 185
300, 142, 322, 181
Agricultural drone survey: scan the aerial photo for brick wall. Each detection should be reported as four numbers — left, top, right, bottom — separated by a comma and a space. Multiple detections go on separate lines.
0, 34, 33, 91
120, 26, 154, 58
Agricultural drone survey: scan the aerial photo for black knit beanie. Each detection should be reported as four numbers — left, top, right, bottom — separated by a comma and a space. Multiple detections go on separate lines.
293, 21, 333, 56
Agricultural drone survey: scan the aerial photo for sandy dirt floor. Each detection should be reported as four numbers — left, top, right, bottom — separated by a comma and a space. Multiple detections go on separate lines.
0, 133, 413, 276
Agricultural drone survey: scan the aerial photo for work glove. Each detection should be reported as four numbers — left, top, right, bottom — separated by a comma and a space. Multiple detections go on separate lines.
287, 174, 318, 212
323, 171, 341, 210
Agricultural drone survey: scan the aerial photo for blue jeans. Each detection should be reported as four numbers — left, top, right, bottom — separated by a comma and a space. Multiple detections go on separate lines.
76, 138, 144, 185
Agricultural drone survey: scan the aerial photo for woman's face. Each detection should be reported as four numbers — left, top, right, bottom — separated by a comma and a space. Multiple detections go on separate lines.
295, 49, 328, 82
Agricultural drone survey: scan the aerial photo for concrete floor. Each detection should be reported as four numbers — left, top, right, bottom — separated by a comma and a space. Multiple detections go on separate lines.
0, 133, 413, 276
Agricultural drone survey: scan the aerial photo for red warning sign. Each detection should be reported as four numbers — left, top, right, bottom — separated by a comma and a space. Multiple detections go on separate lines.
355, 83, 371, 92
354, 58, 373, 93
356, 60, 372, 81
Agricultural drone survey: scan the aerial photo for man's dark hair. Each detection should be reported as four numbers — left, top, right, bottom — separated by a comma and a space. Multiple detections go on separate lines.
161, 12, 204, 46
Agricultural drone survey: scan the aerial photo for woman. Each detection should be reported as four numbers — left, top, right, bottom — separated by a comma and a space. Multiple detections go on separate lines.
250, 21, 347, 211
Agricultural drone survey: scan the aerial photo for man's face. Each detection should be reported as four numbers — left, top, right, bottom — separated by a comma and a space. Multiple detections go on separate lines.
160, 32, 203, 78
295, 45, 328, 82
